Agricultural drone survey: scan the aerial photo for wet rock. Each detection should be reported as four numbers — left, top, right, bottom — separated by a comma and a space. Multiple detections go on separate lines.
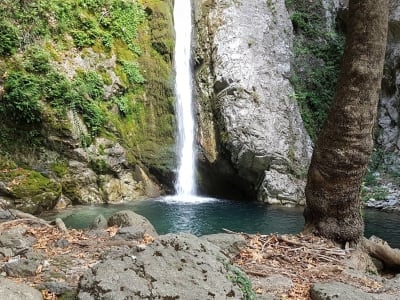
3, 258, 40, 277
201, 233, 246, 258
90, 214, 107, 229
78, 233, 246, 299
107, 210, 158, 237
0, 277, 42, 300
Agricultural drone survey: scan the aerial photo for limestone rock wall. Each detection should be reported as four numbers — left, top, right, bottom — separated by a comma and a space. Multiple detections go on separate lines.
378, 1, 400, 172
194, 0, 312, 205
325, 0, 400, 173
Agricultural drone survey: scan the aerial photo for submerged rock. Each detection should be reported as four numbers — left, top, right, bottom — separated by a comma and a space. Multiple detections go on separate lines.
78, 233, 247, 299
194, 0, 312, 204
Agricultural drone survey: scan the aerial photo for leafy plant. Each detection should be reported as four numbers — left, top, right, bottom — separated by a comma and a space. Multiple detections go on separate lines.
2, 72, 42, 124
114, 96, 132, 116
78, 70, 105, 100
0, 21, 20, 56
121, 61, 145, 85
288, 0, 345, 140
23, 45, 52, 73
227, 265, 255, 300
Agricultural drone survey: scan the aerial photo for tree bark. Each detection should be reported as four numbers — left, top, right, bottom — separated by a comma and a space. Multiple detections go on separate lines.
303, 0, 390, 244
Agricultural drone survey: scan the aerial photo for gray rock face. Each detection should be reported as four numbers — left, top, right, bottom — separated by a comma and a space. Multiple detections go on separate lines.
78, 233, 246, 299
331, 0, 400, 171
0, 277, 43, 300
194, 0, 312, 205
378, 0, 400, 164
108, 210, 158, 238
310, 282, 399, 300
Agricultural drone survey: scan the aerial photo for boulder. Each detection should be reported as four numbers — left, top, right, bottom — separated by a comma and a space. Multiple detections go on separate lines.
201, 233, 246, 258
3, 258, 40, 277
310, 282, 398, 300
78, 233, 248, 299
108, 210, 158, 238
90, 214, 107, 229
0, 226, 36, 256
0, 277, 42, 300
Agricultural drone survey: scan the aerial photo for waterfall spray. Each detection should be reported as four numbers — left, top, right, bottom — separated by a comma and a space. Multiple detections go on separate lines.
174, 0, 196, 196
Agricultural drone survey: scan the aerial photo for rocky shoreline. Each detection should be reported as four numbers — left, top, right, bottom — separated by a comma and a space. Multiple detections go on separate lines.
364, 174, 400, 213
0, 208, 399, 299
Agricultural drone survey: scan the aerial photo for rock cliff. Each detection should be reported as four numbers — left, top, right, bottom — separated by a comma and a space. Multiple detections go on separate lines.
194, 0, 312, 205
0, 0, 175, 213
378, 1, 400, 173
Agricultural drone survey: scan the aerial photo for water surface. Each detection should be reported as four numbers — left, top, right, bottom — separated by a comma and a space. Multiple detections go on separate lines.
45, 197, 400, 248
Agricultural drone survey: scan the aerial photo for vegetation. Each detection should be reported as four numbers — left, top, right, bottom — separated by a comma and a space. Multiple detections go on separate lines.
0, 0, 175, 208
0, 0, 175, 158
0, 168, 60, 197
227, 264, 255, 300
286, 0, 345, 140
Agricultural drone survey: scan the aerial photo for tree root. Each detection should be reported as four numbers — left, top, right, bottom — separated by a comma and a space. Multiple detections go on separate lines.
362, 236, 400, 270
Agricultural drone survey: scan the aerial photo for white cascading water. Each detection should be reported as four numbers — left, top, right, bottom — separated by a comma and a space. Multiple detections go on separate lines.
173, 0, 196, 196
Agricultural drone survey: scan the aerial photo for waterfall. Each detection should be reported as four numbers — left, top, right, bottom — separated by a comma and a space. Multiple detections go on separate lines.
174, 0, 196, 196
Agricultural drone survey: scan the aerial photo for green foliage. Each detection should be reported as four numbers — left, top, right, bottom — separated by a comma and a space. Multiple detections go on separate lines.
79, 101, 105, 136
0, 0, 175, 165
1, 72, 42, 124
288, 0, 345, 140
227, 265, 255, 300
23, 45, 52, 74
121, 61, 145, 85
114, 96, 132, 116
361, 185, 389, 203
42, 71, 74, 114
77, 70, 105, 100
0, 21, 20, 56
89, 158, 111, 174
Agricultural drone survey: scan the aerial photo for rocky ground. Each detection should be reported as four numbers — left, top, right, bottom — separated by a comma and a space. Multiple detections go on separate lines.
0, 208, 399, 300
364, 173, 400, 212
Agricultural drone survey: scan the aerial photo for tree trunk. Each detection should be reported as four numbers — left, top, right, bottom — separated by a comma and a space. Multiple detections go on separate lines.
303, 0, 390, 244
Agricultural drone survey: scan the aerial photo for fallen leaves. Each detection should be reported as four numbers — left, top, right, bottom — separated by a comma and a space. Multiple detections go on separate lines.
234, 233, 383, 299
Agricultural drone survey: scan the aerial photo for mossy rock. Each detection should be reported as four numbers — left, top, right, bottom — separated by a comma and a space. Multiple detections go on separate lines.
0, 167, 61, 214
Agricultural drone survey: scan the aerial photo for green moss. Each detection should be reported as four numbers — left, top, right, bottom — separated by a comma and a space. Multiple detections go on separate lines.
89, 158, 112, 174
50, 161, 69, 177
0, 168, 61, 208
